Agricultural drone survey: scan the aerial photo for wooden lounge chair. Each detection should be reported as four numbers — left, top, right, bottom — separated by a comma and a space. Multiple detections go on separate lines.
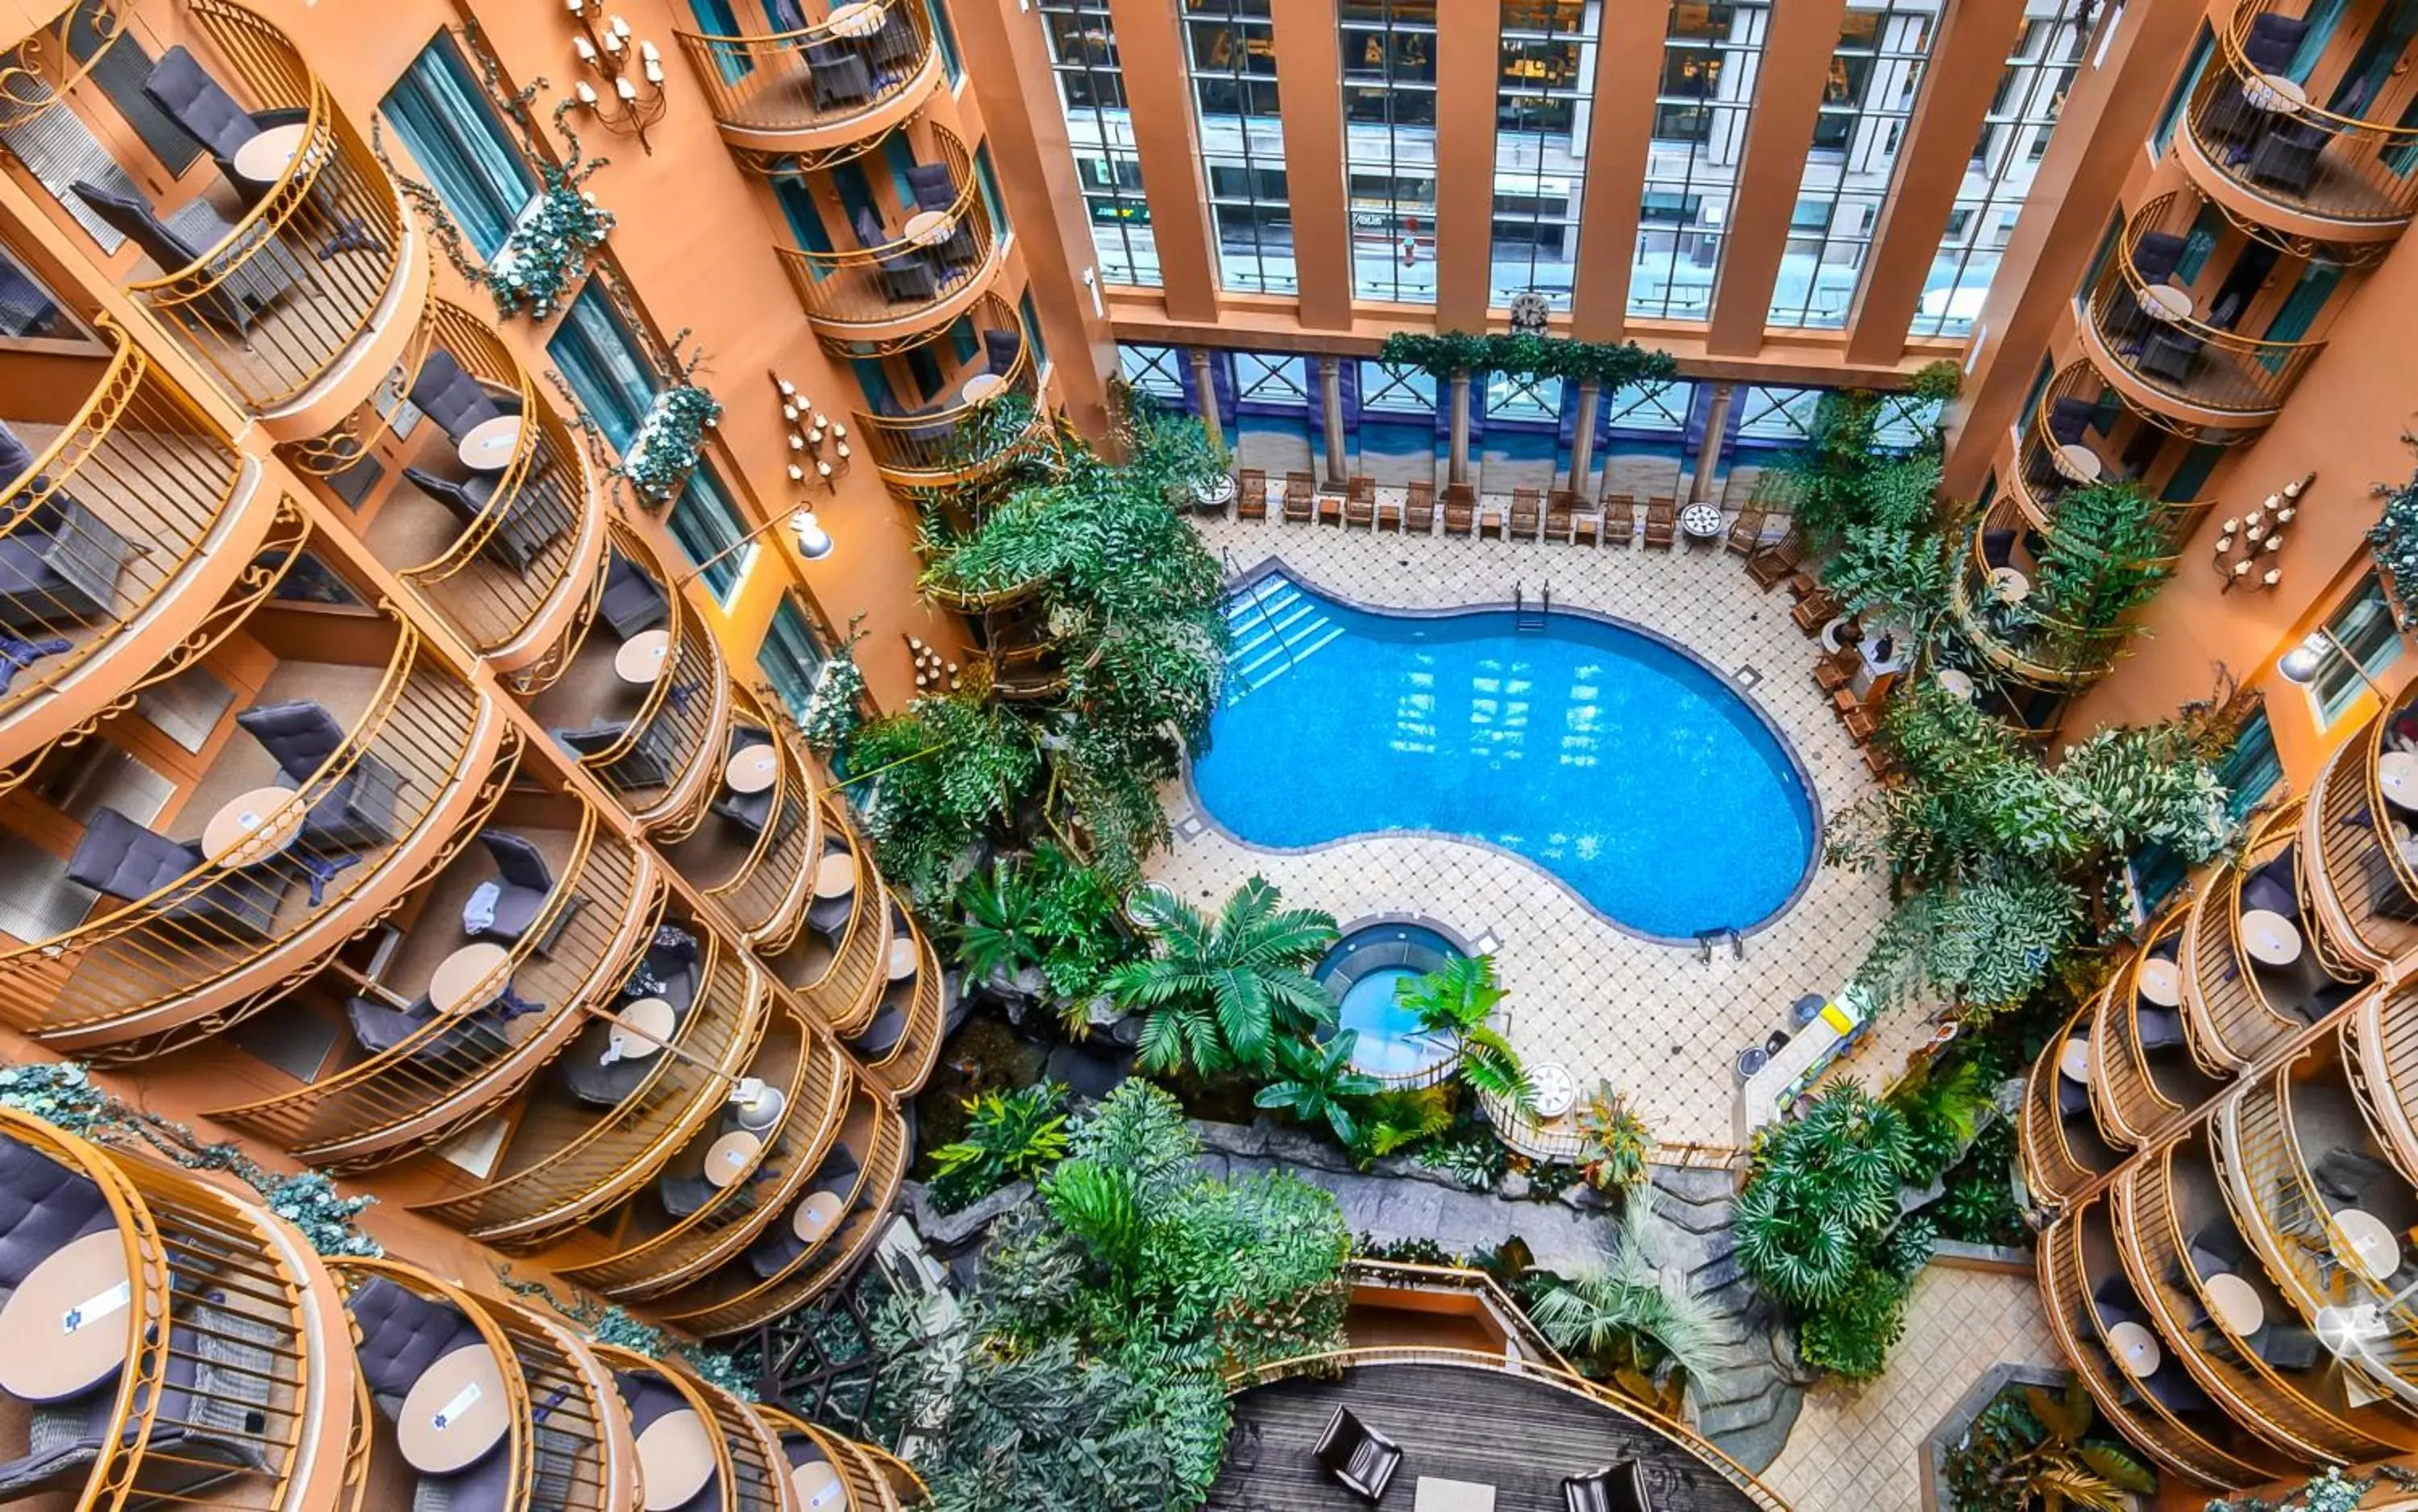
1843, 704, 1879, 744
1862, 741, 1898, 780
1643, 498, 1676, 550
1509, 488, 1542, 541
1344, 476, 1376, 530
1747, 532, 1805, 590
1601, 494, 1635, 547
1374, 487, 1403, 532
1544, 489, 1579, 543
1725, 507, 1768, 555
1404, 480, 1435, 534
1793, 590, 1840, 633
1282, 471, 1314, 524
1442, 483, 1476, 536
1784, 569, 1820, 600
1236, 467, 1267, 521
1813, 644, 1858, 695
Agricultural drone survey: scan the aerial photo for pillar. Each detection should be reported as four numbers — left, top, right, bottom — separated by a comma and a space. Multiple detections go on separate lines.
1321, 360, 1348, 484
1190, 350, 1224, 455
1568, 381, 1601, 497
1690, 383, 1735, 505
1448, 372, 1472, 486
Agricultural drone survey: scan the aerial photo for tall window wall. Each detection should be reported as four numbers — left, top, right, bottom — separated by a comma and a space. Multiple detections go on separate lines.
1634, 0, 1771, 321
1490, 1, 1597, 309
1768, 1, 1936, 329
1185, 0, 1292, 293
1037, 0, 1158, 286
1910, 11, 2082, 339
1340, 0, 1439, 303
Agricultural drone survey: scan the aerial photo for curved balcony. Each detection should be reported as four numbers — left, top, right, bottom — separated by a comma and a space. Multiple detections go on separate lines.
0, 321, 281, 776
674, 0, 941, 152
110, 0, 415, 418
663, 685, 822, 952
2008, 361, 2221, 544
2180, 797, 2364, 1073
848, 903, 945, 1098
754, 1410, 901, 1512
2348, 980, 2418, 1189
2303, 679, 2418, 974
465, 1288, 642, 1512
555, 1003, 854, 1302
2023, 989, 2125, 1207
0, 1106, 357, 1512
596, 1353, 797, 1512
0, 611, 512, 1057
852, 304, 1045, 488
2079, 193, 2325, 429
285, 301, 604, 692
2091, 909, 2228, 1147
769, 798, 892, 1035
334, 1261, 542, 1512
654, 1086, 908, 1336
208, 792, 667, 1172
777, 133, 1003, 347
2179, 1, 2418, 250
411, 927, 771, 1250
1950, 496, 2158, 690
528, 523, 732, 838
2039, 1196, 2285, 1489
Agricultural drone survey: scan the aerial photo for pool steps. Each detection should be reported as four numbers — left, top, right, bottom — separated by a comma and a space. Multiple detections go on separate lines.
1223, 579, 1345, 701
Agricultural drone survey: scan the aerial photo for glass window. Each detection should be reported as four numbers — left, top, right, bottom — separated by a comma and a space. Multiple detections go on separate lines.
1909, 18, 2084, 339
1235, 353, 1308, 405
1359, 360, 1435, 414
667, 466, 753, 601
1485, 370, 1562, 422
2133, 707, 2283, 911
760, 596, 830, 724
1340, 0, 1439, 303
2316, 575, 2406, 723
924, 0, 962, 81
1604, 378, 1693, 430
1734, 384, 1822, 441
1490, 0, 1595, 309
1186, 0, 1292, 293
1020, 290, 1049, 370
1769, 2, 1935, 330
1635, 0, 1770, 321
380, 32, 537, 257
1120, 343, 1186, 398
1037, 0, 1158, 285
0, 240, 87, 344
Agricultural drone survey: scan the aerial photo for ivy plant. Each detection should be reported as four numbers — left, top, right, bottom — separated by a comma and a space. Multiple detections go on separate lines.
1376, 330, 1677, 391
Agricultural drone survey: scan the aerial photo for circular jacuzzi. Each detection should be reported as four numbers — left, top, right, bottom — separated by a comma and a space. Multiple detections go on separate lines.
1314, 921, 1466, 1079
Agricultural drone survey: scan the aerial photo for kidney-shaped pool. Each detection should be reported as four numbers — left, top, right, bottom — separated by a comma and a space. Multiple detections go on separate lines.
1192, 571, 1818, 941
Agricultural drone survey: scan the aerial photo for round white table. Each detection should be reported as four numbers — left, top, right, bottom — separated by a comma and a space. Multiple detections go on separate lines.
456, 414, 524, 474
725, 746, 779, 795
960, 372, 1006, 405
2137, 956, 2182, 1008
792, 1461, 846, 1512
635, 1408, 717, 1512
2059, 1036, 2092, 1082
2247, 71, 2308, 112
615, 629, 670, 686
2334, 1207, 2402, 1282
231, 121, 310, 185
1528, 1061, 1577, 1119
704, 1130, 762, 1189
2238, 907, 2304, 968
0, 1229, 132, 1402
791, 1189, 847, 1243
887, 937, 919, 982
2051, 443, 2103, 484
813, 852, 858, 899
824, 0, 884, 37
2107, 1319, 2162, 1377
2380, 750, 2418, 812
903, 209, 956, 247
397, 1342, 511, 1473
1988, 567, 2031, 603
2204, 1272, 2266, 1336
1936, 667, 1976, 701
1192, 474, 1239, 511
204, 784, 309, 869
2138, 284, 2194, 323
1680, 503, 1722, 540
430, 942, 513, 1016
609, 997, 676, 1061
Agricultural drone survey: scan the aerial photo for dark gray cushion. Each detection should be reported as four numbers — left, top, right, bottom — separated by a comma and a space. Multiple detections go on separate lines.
66, 806, 199, 903
141, 48, 255, 160
236, 699, 347, 783
408, 351, 513, 445
0, 1139, 114, 1293
599, 554, 668, 641
346, 1275, 483, 1409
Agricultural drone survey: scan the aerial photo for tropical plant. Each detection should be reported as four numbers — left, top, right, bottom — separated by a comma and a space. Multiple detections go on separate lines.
952, 859, 1049, 987
1936, 1120, 2027, 1248
1416, 1133, 1509, 1190
949, 845, 1128, 1017
1376, 330, 1676, 391
1573, 1083, 1655, 1196
853, 692, 1045, 900
1349, 1086, 1452, 1163
1795, 1264, 1911, 1382
1884, 1057, 1995, 1178
1734, 1085, 1919, 1310
2208, 1464, 2418, 1512
1527, 1205, 1722, 1409
2027, 481, 2172, 643
928, 1082, 1071, 1213
1254, 1032, 1381, 1145
1107, 877, 1340, 1077
1393, 955, 1535, 1111
1944, 1380, 2158, 1511
2369, 460, 2418, 625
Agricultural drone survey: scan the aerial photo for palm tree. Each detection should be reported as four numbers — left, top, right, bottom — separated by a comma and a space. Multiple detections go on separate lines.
1393, 955, 1535, 1111
1526, 1206, 1720, 1411
1107, 877, 1339, 1077
1255, 1032, 1381, 1146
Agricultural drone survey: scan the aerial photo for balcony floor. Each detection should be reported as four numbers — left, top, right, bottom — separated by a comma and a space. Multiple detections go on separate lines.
526, 631, 680, 800
360, 465, 581, 622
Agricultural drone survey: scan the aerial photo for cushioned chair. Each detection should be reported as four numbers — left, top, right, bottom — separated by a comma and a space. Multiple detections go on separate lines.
0, 1309, 274, 1501
347, 994, 496, 1064
346, 1274, 484, 1416
2132, 231, 2187, 285
0, 491, 132, 633
1980, 528, 2017, 571
476, 830, 580, 956
983, 328, 1021, 377
658, 1171, 716, 1220
401, 466, 562, 577
69, 182, 287, 330
0, 1138, 116, 1296
2044, 396, 2095, 447
141, 47, 310, 203
613, 1370, 723, 1512
408, 350, 517, 447
2313, 1147, 2391, 1207
2241, 849, 2300, 920
236, 699, 404, 852
2242, 13, 2308, 71
2188, 1221, 2246, 1280
1313, 1405, 1401, 1502
709, 728, 776, 837
868, 8, 920, 75
554, 719, 678, 791
562, 952, 698, 1107
2253, 1322, 2322, 1372
904, 163, 954, 213
850, 999, 908, 1060
1564, 1460, 1654, 1512
598, 553, 668, 641
748, 1149, 859, 1277
2136, 1005, 2187, 1050
66, 805, 288, 937
805, 42, 874, 110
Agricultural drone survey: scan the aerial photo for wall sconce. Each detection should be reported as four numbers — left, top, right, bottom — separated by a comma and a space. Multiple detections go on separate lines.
1081, 266, 1104, 319
907, 635, 960, 692
566, 2, 667, 154
2214, 470, 2311, 594
771, 368, 850, 492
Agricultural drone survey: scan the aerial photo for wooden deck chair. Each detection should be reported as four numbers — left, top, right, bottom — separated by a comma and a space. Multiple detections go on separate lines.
1544, 489, 1577, 543
1643, 498, 1676, 550
1793, 591, 1840, 633
1404, 480, 1436, 534
1442, 483, 1476, 537
1813, 643, 1859, 695
1842, 705, 1879, 745
1600, 494, 1636, 547
1746, 532, 1805, 591
1283, 471, 1315, 524
1344, 476, 1377, 530
1374, 487, 1403, 533
1863, 742, 1900, 781
1508, 488, 1542, 541
1236, 467, 1267, 521
1725, 507, 1768, 555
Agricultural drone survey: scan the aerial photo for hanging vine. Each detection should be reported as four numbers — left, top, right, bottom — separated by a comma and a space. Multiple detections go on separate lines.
1376, 330, 1677, 390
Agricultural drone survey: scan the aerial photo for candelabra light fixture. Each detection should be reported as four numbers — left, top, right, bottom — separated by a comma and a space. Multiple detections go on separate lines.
906, 635, 961, 693
565, 0, 667, 154
770, 368, 850, 493
2214, 471, 2312, 594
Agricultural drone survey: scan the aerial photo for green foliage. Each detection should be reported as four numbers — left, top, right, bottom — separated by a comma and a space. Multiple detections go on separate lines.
1573, 1083, 1654, 1195
1391, 955, 1534, 1111
1776, 389, 1947, 550
1938, 1121, 2027, 1248
853, 693, 1045, 899
1376, 331, 1677, 390
1415, 1133, 1509, 1190
929, 1082, 1072, 1213
1108, 877, 1339, 1078
2025, 481, 2173, 658
950, 845, 1128, 1011
1884, 1057, 1994, 1178
1066, 1078, 1199, 1194
1734, 1085, 1917, 1311
1795, 1265, 1910, 1381
798, 616, 868, 757
621, 378, 721, 506
2368, 464, 2418, 626
1253, 1032, 1382, 1146
1945, 1381, 2158, 1511
1877, 1215, 1937, 1283
2208, 1464, 2418, 1512
1527, 1205, 1722, 1398
1348, 1087, 1453, 1164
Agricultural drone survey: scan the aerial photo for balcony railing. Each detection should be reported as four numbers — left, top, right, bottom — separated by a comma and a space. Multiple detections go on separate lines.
0, 1107, 346, 1512
2304, 683, 2418, 971
334, 1261, 536, 1512
472, 1291, 640, 1512
854, 339, 1042, 488
855, 912, 943, 1097
2090, 916, 2196, 1147
285, 301, 602, 687
412, 933, 771, 1249
2348, 982, 2418, 1185
2010, 362, 2220, 543
2179, 798, 2334, 1072
1950, 496, 2154, 689
557, 1005, 853, 1301
782, 799, 891, 1033
119, 0, 406, 412
2021, 991, 2121, 1206
690, 1368, 791, 1512
2184, 0, 2418, 233
2080, 192, 2325, 421
210, 800, 665, 1171
755, 1410, 898, 1512
674, 686, 822, 951
777, 131, 996, 334
0, 321, 252, 747
0, 617, 506, 1057
674, 0, 936, 139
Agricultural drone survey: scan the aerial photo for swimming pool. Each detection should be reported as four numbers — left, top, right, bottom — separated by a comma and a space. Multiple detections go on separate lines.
1194, 571, 1818, 941
1315, 922, 1465, 1078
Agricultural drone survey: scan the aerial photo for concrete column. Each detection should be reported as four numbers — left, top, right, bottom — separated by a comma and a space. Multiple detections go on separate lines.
1705, 0, 1851, 357
1433, 0, 1502, 330
1190, 349, 1225, 454
1272, 0, 1354, 330
1690, 383, 1735, 504
1568, 3, 1670, 341
1107, 0, 1221, 322
1321, 359, 1348, 484
1448, 371, 1472, 485
1568, 381, 1600, 496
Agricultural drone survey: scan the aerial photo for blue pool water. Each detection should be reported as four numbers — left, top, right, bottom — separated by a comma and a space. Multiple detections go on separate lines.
1194, 575, 1818, 940
1317, 923, 1465, 1077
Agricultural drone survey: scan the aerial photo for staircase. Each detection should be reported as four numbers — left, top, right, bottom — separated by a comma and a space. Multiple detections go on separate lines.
1222, 578, 1344, 702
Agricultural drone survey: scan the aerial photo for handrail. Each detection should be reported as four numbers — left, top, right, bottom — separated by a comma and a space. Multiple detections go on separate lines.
590, 1353, 742, 1512
858, 914, 944, 1095
2181, 799, 2323, 1072
1345, 1258, 1573, 1369
334, 1261, 536, 1512
854, 343, 1048, 484
672, 0, 937, 136
475, 1293, 638, 1512
2014, 364, 2217, 545
695, 688, 822, 949
1222, 1347, 1791, 1512
574, 521, 728, 831
2021, 990, 2117, 1207
2307, 688, 2418, 969
777, 131, 996, 330
688, 1368, 791, 1512
2184, 0, 2418, 227
2090, 912, 2194, 1146
794, 803, 889, 1032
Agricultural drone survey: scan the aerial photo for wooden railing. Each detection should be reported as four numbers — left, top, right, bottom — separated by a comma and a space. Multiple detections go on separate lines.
2080, 192, 2325, 419
755, 1410, 894, 1512
2308, 686, 2418, 969
0, 618, 499, 1056
693, 1371, 791, 1512
2180, 800, 2314, 1072
854, 341, 1041, 487
575, 524, 728, 837
702, 691, 822, 949
2011, 363, 2217, 542
776, 130, 994, 330
674, 0, 935, 137
126, 0, 406, 411
854, 1439, 926, 1509
472, 1293, 637, 1512
334, 1261, 535, 1512
2021, 992, 2117, 1206
0, 321, 248, 737
590, 1356, 741, 1512
0, 1107, 330, 1512
796, 805, 889, 1032
2185, 0, 2418, 229
412, 936, 771, 1249
2092, 923, 2193, 1147
1950, 497, 2151, 689
211, 803, 663, 1170
858, 918, 943, 1097
2347, 985, 2418, 1183
1345, 1258, 1574, 1368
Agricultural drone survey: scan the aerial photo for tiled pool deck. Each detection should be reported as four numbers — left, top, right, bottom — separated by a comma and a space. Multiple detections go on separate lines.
1152, 509, 1929, 1150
